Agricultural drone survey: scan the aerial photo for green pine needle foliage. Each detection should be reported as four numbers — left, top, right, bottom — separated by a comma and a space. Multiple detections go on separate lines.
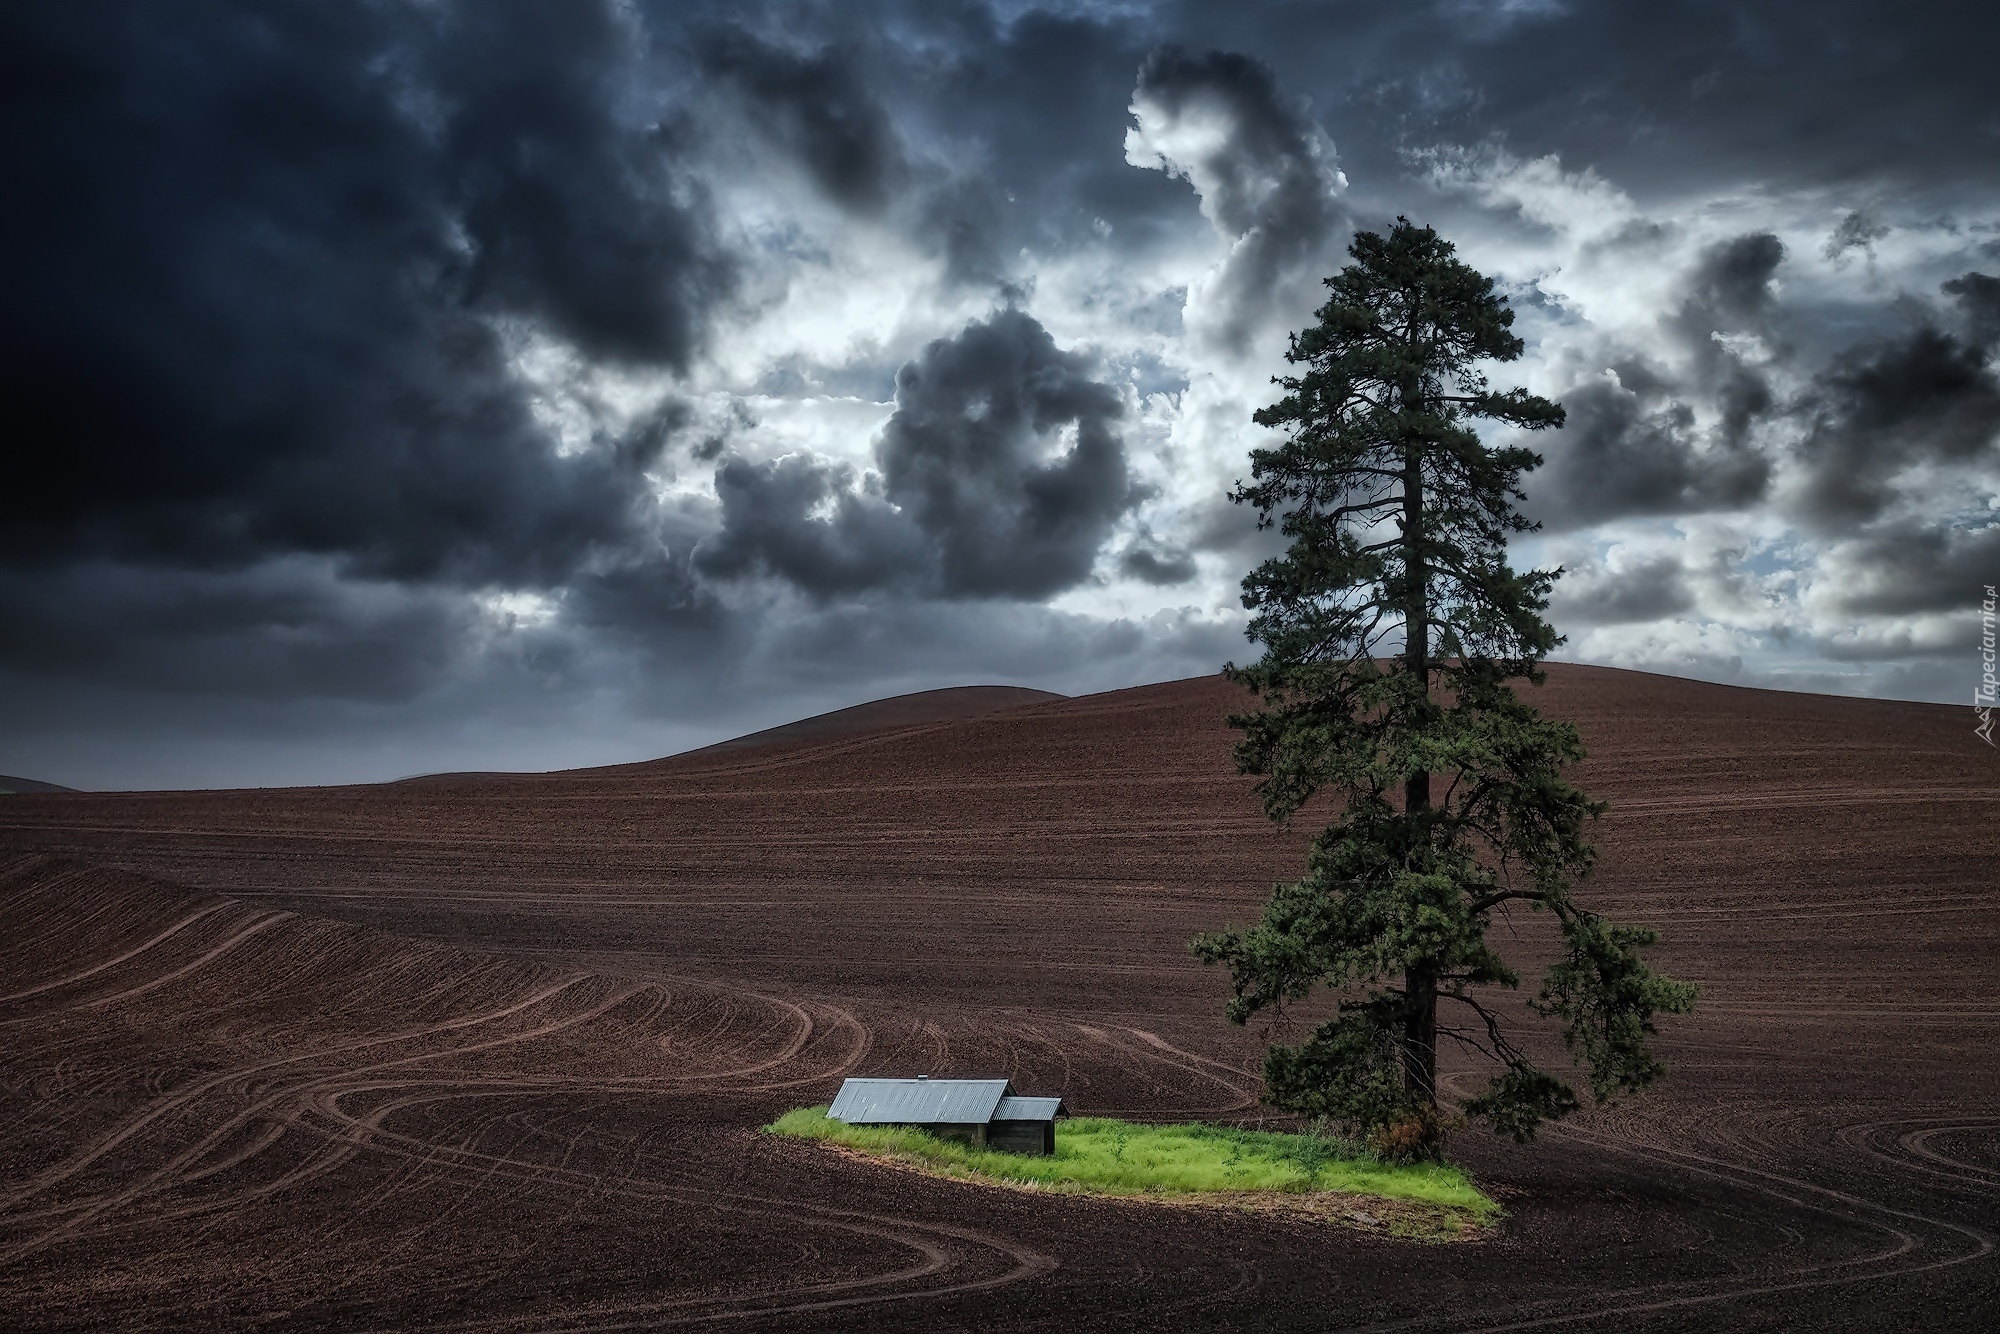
1196, 219, 1696, 1155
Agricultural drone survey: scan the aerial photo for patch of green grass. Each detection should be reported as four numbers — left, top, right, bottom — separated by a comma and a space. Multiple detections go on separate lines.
765, 1107, 1496, 1220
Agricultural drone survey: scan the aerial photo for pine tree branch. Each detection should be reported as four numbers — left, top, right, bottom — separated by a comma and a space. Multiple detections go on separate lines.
1435, 1022, 1506, 1065
1466, 889, 1546, 914
1325, 496, 1404, 520
1438, 988, 1528, 1064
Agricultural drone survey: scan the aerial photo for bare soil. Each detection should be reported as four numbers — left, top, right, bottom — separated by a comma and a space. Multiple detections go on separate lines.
1, 664, 1995, 1330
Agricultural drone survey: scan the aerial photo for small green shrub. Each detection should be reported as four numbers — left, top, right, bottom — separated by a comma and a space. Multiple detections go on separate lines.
764, 1107, 1496, 1218
1368, 1109, 1459, 1163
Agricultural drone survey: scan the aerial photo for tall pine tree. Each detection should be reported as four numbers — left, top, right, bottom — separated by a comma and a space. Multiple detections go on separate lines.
1196, 219, 1695, 1159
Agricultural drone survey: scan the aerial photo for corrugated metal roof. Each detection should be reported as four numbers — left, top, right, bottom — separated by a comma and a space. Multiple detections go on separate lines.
828, 1078, 1011, 1125
992, 1096, 1064, 1122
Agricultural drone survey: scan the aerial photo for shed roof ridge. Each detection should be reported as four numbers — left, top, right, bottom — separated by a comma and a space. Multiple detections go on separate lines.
828, 1075, 1013, 1126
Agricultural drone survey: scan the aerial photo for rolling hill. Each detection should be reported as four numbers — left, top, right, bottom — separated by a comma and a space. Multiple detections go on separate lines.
1, 665, 1995, 1330
0, 776, 76, 795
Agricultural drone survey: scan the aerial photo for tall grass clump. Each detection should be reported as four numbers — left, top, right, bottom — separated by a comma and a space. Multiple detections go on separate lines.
766, 1107, 1495, 1218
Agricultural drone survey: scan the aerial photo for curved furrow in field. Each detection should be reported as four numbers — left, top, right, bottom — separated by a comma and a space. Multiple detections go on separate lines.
0, 971, 594, 1221
1356, 1120, 1997, 1333
1055, 1022, 1260, 1118
709, 999, 875, 1093
1001, 1018, 1080, 1096
278, 1087, 1057, 1332
6, 1013, 1056, 1329
0, 978, 654, 1256
0, 903, 891, 1276
1837, 1118, 2000, 1197
0, 902, 230, 1005
73, 911, 294, 1010
1119, 1027, 1261, 1109
0, 863, 117, 963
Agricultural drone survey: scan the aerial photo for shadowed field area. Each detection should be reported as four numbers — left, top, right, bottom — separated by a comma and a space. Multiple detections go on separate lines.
2, 664, 1996, 1330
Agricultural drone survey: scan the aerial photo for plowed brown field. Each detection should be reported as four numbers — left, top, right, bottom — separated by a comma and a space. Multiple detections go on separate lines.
2, 665, 1996, 1331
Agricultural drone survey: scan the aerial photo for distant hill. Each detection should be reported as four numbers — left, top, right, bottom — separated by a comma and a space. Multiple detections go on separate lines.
676, 684, 1066, 758
392, 684, 1066, 785
0, 775, 77, 794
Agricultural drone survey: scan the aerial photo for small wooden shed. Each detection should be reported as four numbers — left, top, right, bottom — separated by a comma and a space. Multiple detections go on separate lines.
828, 1077, 1066, 1155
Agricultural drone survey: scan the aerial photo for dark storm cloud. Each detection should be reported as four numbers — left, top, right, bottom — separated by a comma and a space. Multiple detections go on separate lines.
1117, 534, 1199, 586
1670, 231, 1784, 451
1677, 232, 1785, 333
1546, 555, 1696, 627
1529, 375, 1771, 532
697, 454, 927, 597
700, 308, 1138, 599
1824, 211, 1891, 262
691, 4, 1189, 260
0, 560, 480, 703
1131, 48, 1336, 239
688, 9, 1122, 292
692, 21, 1024, 289
1127, 46, 1348, 352
882, 308, 1136, 595
3, 1, 720, 590
1819, 520, 2000, 619
1945, 271, 2000, 349
442, 8, 731, 369
1792, 273, 2000, 530
1225, 0, 2000, 207
698, 28, 908, 215
933, 10, 1186, 250
1530, 233, 1785, 530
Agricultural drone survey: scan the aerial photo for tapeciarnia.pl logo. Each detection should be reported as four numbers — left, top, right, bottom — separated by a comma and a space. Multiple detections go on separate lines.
1978, 584, 1997, 746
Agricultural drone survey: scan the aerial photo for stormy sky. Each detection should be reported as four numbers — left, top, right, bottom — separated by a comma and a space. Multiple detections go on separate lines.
5, 1, 1997, 789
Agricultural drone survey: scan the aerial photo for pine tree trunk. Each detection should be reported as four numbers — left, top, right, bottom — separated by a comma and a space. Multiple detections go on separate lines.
1401, 415, 1438, 1115
1401, 961, 1438, 1109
